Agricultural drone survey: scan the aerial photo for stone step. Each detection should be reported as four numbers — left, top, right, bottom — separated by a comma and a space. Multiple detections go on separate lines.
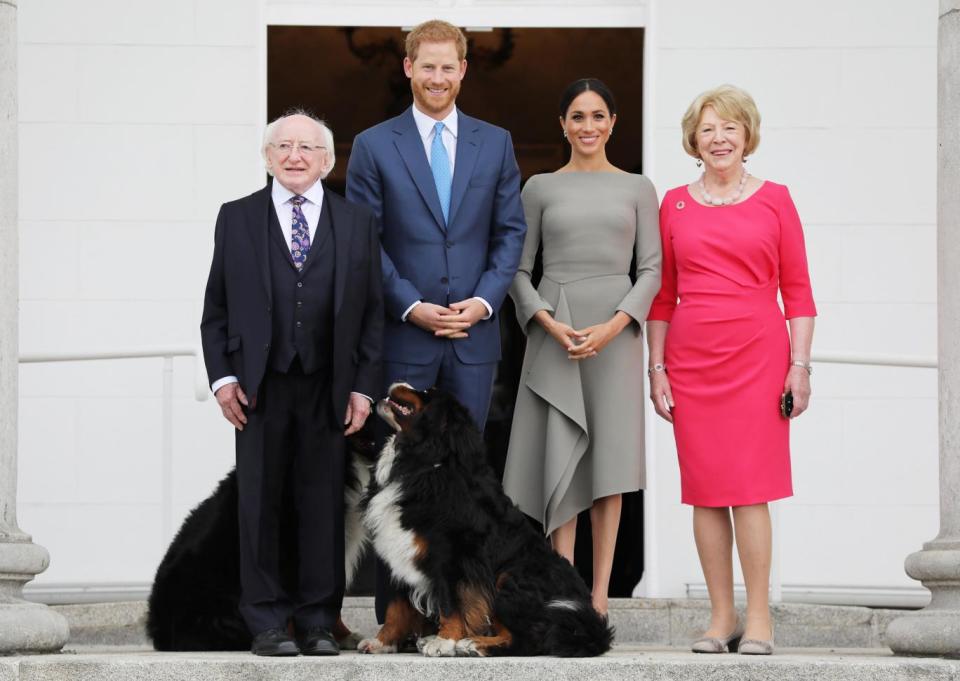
3, 647, 959, 681
53, 597, 905, 650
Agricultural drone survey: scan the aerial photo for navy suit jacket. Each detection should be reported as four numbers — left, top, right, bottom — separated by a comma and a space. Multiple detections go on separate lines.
346, 107, 526, 366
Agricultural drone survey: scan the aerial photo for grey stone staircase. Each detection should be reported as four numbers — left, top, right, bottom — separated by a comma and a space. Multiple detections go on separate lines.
6, 598, 951, 681
53, 596, 903, 649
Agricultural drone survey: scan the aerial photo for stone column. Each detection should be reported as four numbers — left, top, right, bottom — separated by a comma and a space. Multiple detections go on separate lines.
886, 0, 960, 657
0, 0, 70, 653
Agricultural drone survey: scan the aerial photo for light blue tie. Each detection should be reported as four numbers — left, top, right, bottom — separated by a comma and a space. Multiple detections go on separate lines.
430, 121, 452, 223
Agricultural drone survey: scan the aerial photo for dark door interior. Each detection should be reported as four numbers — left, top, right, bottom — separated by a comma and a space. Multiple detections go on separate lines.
268, 25, 646, 597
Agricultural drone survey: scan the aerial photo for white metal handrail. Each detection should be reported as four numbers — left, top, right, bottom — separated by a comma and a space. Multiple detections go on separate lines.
812, 352, 937, 369
18, 345, 209, 545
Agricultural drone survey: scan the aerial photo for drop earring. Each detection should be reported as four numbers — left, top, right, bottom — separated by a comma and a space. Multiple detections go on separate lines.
563, 130, 568, 139
696, 159, 703, 168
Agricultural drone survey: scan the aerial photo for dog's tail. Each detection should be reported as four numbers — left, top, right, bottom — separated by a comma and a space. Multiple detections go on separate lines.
544, 599, 614, 657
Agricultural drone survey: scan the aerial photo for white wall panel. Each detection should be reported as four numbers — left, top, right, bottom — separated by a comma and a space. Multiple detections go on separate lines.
18, 45, 80, 122
19, 124, 197, 221
837, 48, 937, 129
19, 359, 167, 399
779, 504, 939, 586
18, 221, 81, 300
653, 49, 840, 130
19, 0, 197, 46
813, 302, 936, 356
18, 398, 80, 504
75, 47, 257, 125
75, 398, 164, 505
75, 222, 211, 301
791, 398, 938, 506
18, 504, 164, 583
194, 125, 264, 220
656, 0, 936, 49
840, 225, 936, 303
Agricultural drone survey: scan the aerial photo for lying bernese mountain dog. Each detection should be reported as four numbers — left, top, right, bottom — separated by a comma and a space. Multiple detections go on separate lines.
145, 426, 377, 651
359, 383, 614, 657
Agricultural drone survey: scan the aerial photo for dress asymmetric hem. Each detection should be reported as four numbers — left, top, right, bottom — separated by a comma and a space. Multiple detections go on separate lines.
503, 172, 662, 534
648, 181, 817, 508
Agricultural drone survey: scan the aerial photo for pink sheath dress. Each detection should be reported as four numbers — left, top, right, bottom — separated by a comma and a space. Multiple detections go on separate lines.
648, 182, 816, 507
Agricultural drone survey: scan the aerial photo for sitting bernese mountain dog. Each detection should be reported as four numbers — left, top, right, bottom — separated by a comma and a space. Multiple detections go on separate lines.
145, 426, 377, 651
359, 383, 614, 657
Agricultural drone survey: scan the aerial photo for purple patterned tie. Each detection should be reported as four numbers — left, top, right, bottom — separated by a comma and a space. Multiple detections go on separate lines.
290, 195, 311, 270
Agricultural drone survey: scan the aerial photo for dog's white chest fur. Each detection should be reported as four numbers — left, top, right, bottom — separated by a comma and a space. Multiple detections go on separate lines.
363, 435, 435, 615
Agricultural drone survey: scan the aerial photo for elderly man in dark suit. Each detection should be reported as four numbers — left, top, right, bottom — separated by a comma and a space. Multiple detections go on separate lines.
200, 111, 383, 656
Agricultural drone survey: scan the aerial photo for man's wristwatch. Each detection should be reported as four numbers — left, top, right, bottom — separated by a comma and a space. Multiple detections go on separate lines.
647, 362, 666, 378
790, 360, 812, 375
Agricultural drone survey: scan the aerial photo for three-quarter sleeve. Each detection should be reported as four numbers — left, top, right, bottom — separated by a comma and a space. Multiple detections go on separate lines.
509, 175, 555, 333
647, 191, 679, 322
777, 186, 817, 319
616, 176, 662, 324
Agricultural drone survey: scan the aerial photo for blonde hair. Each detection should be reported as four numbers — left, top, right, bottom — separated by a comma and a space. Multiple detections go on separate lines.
405, 20, 468, 62
681, 84, 761, 160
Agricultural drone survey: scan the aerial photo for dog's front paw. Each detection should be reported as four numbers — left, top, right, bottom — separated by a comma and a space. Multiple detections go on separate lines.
358, 637, 398, 654
420, 635, 457, 657
337, 631, 364, 650
415, 635, 435, 654
454, 638, 482, 657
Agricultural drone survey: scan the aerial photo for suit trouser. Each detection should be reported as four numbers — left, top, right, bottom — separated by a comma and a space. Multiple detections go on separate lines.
236, 365, 345, 635
374, 341, 496, 624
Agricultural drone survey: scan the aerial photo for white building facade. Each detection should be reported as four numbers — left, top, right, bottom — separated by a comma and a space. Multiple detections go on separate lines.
16, 0, 938, 607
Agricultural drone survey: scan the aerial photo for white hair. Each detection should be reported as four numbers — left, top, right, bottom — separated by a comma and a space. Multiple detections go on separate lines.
261, 109, 336, 179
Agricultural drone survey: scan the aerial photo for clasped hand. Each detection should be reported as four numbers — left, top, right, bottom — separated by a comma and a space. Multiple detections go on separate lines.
408, 299, 487, 339
538, 310, 631, 360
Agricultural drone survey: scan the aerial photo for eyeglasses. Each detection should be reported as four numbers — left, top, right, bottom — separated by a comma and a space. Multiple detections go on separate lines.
270, 142, 327, 156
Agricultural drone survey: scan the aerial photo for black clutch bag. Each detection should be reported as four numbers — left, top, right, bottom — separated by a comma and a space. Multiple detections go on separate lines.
780, 391, 794, 419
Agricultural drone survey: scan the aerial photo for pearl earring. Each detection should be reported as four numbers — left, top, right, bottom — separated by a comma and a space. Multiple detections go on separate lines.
563, 130, 568, 139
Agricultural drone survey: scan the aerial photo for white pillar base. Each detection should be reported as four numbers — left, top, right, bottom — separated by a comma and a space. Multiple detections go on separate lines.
0, 540, 69, 653
886, 548, 960, 657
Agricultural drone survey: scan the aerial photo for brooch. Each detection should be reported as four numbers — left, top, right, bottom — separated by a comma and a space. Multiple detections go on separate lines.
676, 200, 685, 210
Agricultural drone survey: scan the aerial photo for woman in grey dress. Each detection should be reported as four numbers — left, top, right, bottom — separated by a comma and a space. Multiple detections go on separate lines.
503, 79, 661, 614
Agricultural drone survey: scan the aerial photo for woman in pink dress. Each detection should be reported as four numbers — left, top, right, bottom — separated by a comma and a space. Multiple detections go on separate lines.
646, 85, 816, 655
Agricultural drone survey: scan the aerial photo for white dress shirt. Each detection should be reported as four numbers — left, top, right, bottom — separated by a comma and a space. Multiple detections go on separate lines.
412, 104, 458, 175
271, 177, 325, 247
403, 104, 492, 323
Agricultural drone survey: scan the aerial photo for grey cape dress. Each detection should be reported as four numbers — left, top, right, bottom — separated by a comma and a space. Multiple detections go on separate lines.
503, 172, 662, 535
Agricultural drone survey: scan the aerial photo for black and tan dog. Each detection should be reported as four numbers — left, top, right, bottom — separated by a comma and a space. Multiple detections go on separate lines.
146, 427, 376, 651
359, 383, 614, 657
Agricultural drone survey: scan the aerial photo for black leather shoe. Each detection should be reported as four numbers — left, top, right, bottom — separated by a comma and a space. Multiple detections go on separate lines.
298, 626, 340, 656
251, 628, 300, 656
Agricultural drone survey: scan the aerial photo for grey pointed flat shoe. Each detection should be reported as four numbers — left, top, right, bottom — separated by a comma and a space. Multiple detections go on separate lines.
738, 637, 774, 655
691, 618, 744, 653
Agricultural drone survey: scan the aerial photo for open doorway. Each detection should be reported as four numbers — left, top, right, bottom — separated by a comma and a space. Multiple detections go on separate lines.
268, 25, 646, 597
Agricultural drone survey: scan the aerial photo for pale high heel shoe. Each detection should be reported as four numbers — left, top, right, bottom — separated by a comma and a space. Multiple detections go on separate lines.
691, 617, 744, 653
738, 625, 774, 655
